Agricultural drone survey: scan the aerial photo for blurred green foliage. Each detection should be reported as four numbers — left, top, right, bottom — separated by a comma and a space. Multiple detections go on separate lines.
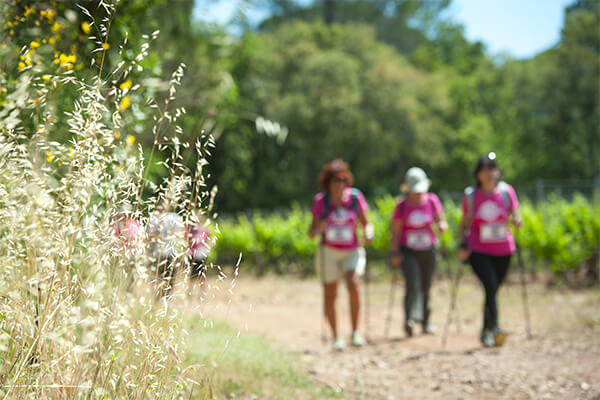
3, 0, 598, 213
213, 194, 600, 278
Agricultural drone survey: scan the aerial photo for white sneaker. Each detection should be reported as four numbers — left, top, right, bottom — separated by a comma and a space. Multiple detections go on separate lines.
333, 337, 345, 351
351, 331, 367, 347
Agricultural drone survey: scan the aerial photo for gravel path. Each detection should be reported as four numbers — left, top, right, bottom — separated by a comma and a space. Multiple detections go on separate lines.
192, 274, 600, 399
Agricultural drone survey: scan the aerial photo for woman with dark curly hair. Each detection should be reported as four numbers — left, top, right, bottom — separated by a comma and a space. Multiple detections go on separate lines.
457, 153, 522, 347
309, 159, 374, 351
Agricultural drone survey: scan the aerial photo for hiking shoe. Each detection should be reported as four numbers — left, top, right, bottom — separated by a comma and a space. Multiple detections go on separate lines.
494, 329, 506, 347
333, 337, 345, 351
481, 330, 495, 347
351, 331, 367, 347
422, 322, 437, 335
405, 320, 416, 337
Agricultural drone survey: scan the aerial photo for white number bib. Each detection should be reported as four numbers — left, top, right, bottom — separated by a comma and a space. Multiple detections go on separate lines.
326, 225, 354, 244
480, 222, 507, 243
406, 230, 432, 250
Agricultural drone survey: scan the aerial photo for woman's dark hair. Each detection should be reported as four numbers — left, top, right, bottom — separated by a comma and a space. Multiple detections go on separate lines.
474, 154, 500, 187
318, 158, 354, 190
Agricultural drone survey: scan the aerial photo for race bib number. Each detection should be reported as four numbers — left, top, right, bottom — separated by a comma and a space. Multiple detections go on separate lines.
480, 222, 508, 243
326, 225, 354, 244
406, 230, 432, 250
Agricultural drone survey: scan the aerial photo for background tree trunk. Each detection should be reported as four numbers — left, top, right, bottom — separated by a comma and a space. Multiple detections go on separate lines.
323, 0, 335, 24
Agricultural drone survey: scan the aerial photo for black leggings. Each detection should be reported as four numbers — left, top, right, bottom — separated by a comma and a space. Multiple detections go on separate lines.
468, 252, 511, 331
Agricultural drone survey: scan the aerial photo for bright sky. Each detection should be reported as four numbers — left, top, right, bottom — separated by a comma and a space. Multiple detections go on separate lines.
450, 0, 572, 58
193, 0, 573, 59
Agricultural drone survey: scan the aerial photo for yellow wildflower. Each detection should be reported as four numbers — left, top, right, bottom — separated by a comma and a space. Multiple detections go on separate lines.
46, 151, 55, 162
68, 147, 75, 157
126, 135, 136, 146
50, 22, 62, 33
7, 21, 13, 28
81, 21, 91, 34
55, 53, 76, 69
18, 62, 26, 71
24, 6, 35, 17
119, 80, 132, 91
40, 9, 56, 22
42, 74, 52, 83
114, 131, 121, 139
20, 50, 32, 61
30, 40, 40, 49
101, 43, 110, 50
48, 36, 57, 44
119, 96, 131, 111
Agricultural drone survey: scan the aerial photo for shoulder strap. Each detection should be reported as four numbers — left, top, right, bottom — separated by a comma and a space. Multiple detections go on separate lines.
465, 186, 475, 231
320, 191, 330, 220
398, 197, 406, 220
428, 194, 438, 223
350, 188, 360, 214
497, 181, 511, 211
322, 189, 360, 219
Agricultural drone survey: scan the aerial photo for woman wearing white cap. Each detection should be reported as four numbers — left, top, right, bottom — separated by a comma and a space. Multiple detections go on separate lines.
390, 167, 448, 336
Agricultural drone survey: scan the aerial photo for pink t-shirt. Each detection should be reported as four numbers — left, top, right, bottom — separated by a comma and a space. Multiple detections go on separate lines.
462, 184, 519, 256
114, 218, 142, 247
311, 188, 368, 250
188, 224, 211, 259
392, 193, 443, 250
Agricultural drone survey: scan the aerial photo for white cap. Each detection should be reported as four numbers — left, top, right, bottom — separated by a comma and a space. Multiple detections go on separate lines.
401, 167, 431, 193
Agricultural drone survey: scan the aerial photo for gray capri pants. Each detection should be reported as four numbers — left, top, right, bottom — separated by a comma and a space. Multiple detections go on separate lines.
400, 246, 437, 323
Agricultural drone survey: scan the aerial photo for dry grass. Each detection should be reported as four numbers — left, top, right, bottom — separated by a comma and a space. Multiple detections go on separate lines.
0, 1, 222, 398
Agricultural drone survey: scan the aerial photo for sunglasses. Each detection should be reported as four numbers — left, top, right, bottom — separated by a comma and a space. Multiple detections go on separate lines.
331, 176, 348, 184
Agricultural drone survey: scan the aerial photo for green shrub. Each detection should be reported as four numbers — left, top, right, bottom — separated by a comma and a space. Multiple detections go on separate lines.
213, 194, 600, 279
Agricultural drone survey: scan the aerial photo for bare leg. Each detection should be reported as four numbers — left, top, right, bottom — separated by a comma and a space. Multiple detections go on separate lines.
345, 271, 360, 332
324, 282, 338, 338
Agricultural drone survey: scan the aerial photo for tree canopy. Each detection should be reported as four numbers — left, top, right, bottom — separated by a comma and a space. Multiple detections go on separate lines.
2, 0, 598, 212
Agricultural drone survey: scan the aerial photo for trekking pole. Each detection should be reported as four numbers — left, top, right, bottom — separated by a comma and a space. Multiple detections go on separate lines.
363, 246, 370, 342
441, 254, 464, 348
384, 262, 399, 338
515, 234, 533, 340
441, 250, 462, 333
319, 243, 327, 344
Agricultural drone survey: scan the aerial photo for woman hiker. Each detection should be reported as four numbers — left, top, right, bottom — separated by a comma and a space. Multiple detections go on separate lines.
457, 153, 522, 347
309, 159, 374, 351
390, 167, 448, 337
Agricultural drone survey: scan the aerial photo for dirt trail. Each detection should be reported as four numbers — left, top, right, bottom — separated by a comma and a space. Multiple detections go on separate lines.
190, 274, 600, 399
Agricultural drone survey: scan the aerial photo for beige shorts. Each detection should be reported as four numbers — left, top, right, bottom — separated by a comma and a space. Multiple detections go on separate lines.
315, 245, 366, 284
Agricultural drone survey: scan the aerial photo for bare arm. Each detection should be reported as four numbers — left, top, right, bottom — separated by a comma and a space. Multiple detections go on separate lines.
390, 219, 403, 267
457, 215, 470, 262
358, 210, 374, 246
435, 210, 448, 233
510, 208, 523, 228
308, 216, 325, 238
